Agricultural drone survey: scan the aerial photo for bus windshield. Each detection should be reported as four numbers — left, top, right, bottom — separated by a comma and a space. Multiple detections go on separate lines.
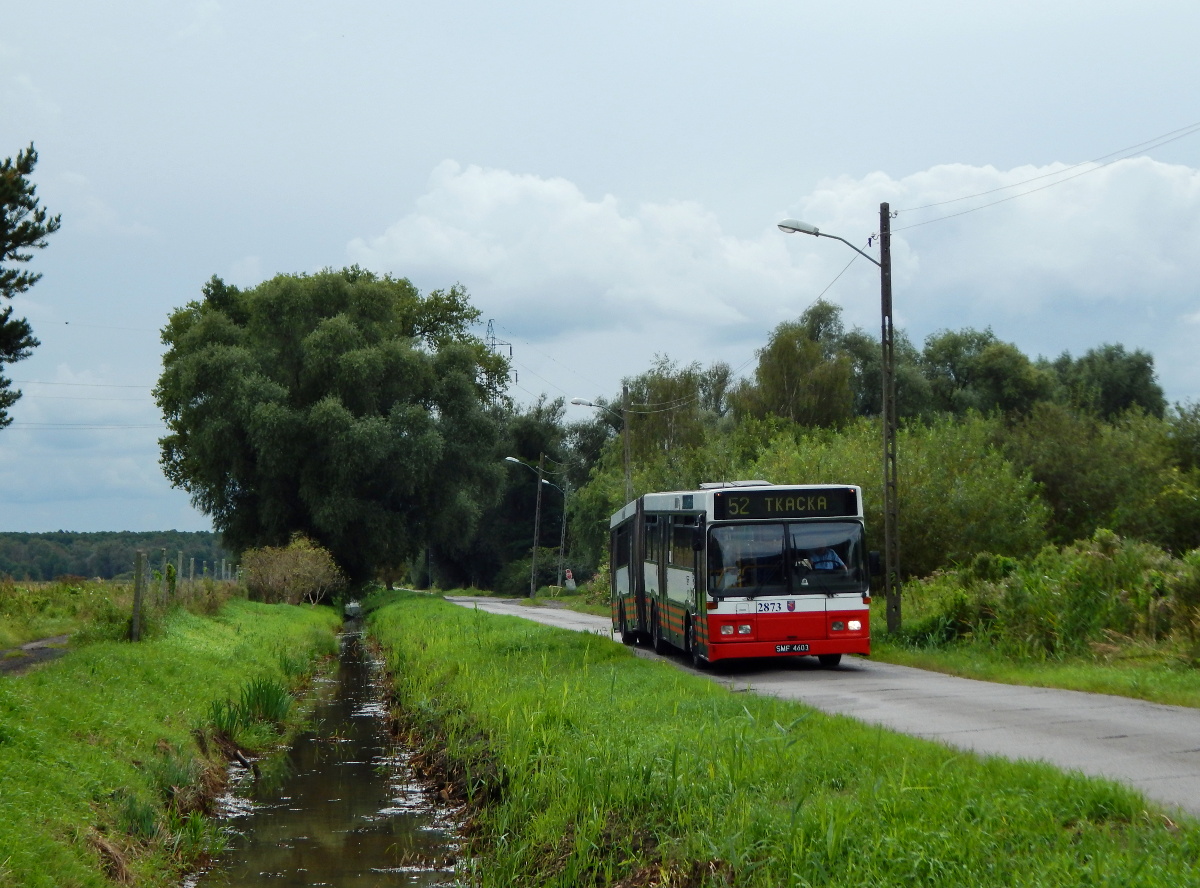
707, 521, 865, 597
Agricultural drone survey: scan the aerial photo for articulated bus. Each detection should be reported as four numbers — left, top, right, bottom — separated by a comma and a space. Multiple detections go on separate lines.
609, 481, 874, 667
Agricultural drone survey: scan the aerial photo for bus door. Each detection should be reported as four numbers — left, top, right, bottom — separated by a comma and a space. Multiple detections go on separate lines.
643, 514, 663, 614
664, 514, 698, 645
612, 523, 635, 629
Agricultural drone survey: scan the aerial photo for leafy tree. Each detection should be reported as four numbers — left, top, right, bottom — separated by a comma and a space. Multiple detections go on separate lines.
921, 328, 1055, 416
840, 326, 932, 420
1, 144, 60, 428
1052, 344, 1166, 419
624, 356, 712, 458
434, 396, 571, 589
732, 305, 854, 428
155, 268, 506, 584
1167, 401, 1200, 472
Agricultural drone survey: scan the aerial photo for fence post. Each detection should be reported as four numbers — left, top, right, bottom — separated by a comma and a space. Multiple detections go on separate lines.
159, 548, 168, 605
189, 557, 195, 599
131, 551, 146, 642
175, 550, 183, 601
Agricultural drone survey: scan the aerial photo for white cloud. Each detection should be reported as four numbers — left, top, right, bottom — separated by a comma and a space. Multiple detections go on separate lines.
350, 156, 1200, 405
228, 255, 264, 288
56, 172, 158, 239
174, 1, 224, 42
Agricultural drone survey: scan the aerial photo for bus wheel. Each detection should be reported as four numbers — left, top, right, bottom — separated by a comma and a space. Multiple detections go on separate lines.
651, 609, 670, 655
817, 654, 842, 669
618, 608, 637, 645
686, 620, 707, 669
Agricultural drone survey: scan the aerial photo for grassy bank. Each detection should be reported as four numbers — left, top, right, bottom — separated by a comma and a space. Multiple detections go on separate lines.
870, 633, 1200, 708
0, 599, 339, 887
369, 591, 1198, 888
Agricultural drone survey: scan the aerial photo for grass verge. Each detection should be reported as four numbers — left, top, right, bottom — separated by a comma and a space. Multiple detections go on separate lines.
868, 633, 1200, 709
0, 599, 339, 887
368, 591, 1198, 888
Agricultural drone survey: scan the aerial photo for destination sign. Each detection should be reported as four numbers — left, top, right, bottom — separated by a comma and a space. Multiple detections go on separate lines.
713, 487, 858, 520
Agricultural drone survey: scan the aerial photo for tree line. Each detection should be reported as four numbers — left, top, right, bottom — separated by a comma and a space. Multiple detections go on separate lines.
0, 531, 230, 581
148, 266, 1196, 592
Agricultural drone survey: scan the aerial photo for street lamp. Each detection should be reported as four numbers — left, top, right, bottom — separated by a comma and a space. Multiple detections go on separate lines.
504, 455, 546, 597
570, 385, 633, 503
778, 202, 901, 633
539, 478, 569, 589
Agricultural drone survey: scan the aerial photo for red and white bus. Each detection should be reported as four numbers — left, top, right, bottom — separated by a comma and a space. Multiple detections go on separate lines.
610, 481, 873, 667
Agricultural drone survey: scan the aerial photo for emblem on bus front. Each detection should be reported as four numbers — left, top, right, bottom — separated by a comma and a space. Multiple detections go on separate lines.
787, 600, 795, 611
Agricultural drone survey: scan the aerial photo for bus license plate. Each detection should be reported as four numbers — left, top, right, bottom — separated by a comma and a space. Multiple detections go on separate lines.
775, 644, 809, 653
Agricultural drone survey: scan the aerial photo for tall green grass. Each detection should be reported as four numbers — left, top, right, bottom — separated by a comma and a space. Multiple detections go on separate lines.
0, 599, 338, 887
0, 575, 246, 649
370, 592, 1199, 888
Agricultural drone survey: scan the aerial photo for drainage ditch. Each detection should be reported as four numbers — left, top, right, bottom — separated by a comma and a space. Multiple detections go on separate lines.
187, 626, 463, 887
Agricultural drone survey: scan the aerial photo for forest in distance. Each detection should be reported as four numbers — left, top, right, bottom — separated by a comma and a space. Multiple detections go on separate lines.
0, 531, 229, 582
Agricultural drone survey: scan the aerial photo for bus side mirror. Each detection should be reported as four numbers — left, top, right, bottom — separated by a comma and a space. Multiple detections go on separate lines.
692, 518, 706, 551
868, 551, 882, 577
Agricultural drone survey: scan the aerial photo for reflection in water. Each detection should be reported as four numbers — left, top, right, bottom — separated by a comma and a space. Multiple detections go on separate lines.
191, 628, 461, 887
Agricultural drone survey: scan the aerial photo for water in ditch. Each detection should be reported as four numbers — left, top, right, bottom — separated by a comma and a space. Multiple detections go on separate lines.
188, 626, 463, 887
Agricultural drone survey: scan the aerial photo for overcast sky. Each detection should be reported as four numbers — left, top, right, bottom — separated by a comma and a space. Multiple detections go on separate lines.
2, 1, 1199, 532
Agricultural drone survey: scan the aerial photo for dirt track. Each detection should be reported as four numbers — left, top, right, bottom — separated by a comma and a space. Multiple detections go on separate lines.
0, 635, 71, 676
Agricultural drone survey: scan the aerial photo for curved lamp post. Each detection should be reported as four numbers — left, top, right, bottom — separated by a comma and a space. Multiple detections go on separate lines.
505, 455, 546, 597
540, 478, 569, 588
778, 203, 901, 633
570, 386, 633, 503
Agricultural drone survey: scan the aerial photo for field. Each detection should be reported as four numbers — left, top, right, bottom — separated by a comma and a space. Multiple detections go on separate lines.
0, 575, 236, 651
368, 591, 1200, 888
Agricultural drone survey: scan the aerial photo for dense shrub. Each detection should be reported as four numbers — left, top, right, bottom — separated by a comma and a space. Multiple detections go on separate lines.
492, 547, 562, 597
754, 415, 1050, 578
900, 531, 1194, 657
242, 535, 345, 605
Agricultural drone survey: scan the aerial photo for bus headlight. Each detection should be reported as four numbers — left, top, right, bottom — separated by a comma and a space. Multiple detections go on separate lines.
831, 621, 844, 631
848, 620, 862, 631
720, 625, 734, 635
737, 624, 752, 635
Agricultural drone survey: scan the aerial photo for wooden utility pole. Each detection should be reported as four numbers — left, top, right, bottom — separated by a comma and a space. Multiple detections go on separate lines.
622, 384, 633, 503
530, 453, 545, 597
879, 202, 901, 633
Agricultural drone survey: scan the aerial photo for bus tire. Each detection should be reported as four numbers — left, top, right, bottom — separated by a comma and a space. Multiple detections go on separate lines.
618, 608, 637, 645
686, 619, 707, 669
817, 653, 842, 668
651, 608, 670, 655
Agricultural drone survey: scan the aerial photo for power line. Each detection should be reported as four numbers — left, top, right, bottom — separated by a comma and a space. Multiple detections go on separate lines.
11, 379, 153, 389
899, 119, 1200, 214
22, 394, 151, 402
894, 119, 1200, 232
9, 423, 164, 430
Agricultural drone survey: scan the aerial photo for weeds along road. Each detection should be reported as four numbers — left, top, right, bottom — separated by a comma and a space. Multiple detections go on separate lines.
446, 596, 1200, 820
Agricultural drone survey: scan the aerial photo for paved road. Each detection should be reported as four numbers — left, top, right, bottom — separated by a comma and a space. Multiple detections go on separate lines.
446, 596, 1200, 819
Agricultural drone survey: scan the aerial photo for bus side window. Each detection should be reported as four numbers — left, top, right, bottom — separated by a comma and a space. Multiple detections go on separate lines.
614, 526, 630, 569
671, 516, 696, 568
644, 516, 660, 563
